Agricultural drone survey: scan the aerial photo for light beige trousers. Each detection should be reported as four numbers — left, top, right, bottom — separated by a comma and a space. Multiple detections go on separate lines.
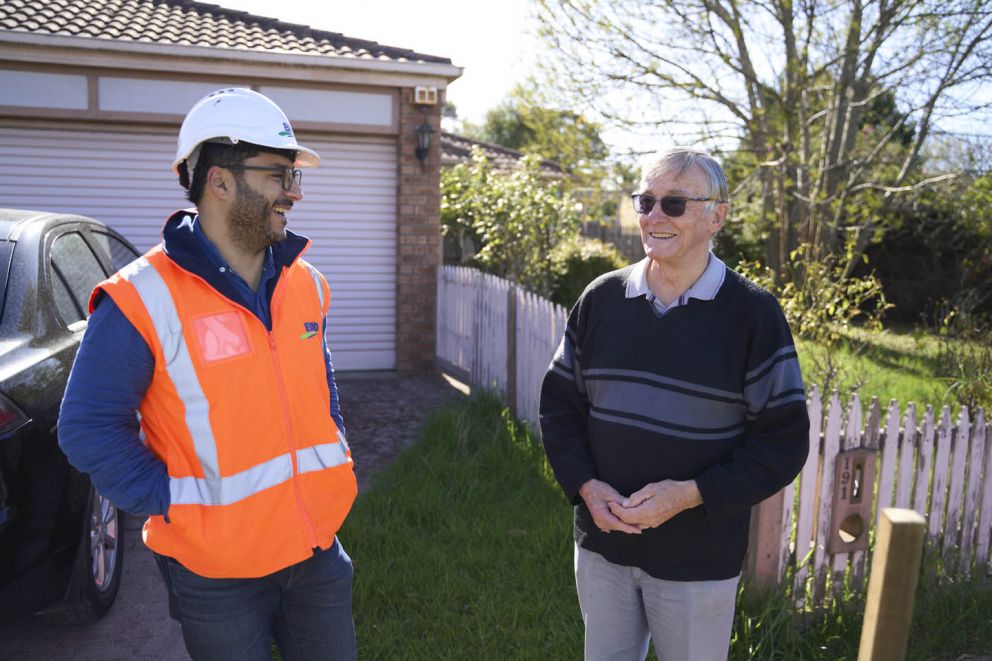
575, 545, 739, 661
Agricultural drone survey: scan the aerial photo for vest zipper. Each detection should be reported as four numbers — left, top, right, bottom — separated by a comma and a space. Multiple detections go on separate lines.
268, 332, 319, 549
168, 255, 320, 548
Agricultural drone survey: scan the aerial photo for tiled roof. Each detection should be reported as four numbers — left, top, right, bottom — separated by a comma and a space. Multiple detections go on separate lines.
0, 0, 452, 64
441, 131, 561, 175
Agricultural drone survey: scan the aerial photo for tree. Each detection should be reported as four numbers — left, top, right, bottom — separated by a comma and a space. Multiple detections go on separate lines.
463, 84, 610, 184
440, 147, 581, 297
536, 0, 992, 275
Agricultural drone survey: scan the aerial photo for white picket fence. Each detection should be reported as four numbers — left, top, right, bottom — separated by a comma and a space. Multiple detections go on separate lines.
435, 265, 992, 603
436, 266, 567, 429
780, 390, 991, 605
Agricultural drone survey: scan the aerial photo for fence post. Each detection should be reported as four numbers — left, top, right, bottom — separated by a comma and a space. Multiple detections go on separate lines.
857, 508, 926, 661
745, 489, 785, 589
506, 286, 517, 416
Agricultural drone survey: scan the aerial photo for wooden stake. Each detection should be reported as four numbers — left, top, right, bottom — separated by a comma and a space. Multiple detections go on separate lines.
746, 489, 785, 589
857, 508, 926, 661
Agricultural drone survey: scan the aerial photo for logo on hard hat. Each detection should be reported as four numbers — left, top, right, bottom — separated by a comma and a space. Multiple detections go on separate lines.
279, 122, 294, 138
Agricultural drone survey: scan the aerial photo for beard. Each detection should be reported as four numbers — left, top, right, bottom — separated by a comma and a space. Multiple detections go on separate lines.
227, 176, 289, 254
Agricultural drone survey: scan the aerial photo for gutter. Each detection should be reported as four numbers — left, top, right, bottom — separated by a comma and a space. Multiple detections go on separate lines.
0, 30, 464, 81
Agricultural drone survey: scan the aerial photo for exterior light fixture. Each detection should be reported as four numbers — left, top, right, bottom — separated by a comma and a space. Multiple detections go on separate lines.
415, 117, 433, 166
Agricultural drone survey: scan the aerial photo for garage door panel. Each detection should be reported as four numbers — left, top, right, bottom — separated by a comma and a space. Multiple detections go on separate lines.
332, 350, 395, 371
0, 128, 398, 371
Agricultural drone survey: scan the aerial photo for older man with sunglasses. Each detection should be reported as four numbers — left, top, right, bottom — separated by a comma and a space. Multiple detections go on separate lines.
540, 147, 809, 660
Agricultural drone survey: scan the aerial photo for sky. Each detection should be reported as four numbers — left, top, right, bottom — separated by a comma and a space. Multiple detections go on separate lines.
211, 0, 542, 127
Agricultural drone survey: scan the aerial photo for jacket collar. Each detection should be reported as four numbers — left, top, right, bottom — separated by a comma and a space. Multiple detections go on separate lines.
157, 209, 310, 311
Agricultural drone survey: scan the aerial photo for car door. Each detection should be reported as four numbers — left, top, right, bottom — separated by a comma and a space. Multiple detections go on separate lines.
0, 220, 120, 615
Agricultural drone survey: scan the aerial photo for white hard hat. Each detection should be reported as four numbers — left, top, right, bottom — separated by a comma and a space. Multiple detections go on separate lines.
172, 88, 320, 175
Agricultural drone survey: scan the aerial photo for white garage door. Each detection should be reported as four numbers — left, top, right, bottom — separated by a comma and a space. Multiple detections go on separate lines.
0, 127, 397, 370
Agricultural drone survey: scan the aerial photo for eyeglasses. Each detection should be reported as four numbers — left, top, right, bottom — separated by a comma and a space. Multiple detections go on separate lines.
224, 165, 302, 191
630, 193, 722, 217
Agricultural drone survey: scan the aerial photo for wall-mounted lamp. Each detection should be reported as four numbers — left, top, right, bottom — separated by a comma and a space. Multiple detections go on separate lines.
415, 117, 433, 166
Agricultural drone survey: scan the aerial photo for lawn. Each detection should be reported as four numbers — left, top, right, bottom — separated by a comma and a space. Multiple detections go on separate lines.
341, 392, 992, 660
795, 327, 981, 410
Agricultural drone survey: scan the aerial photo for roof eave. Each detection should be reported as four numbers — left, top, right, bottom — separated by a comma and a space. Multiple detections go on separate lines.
0, 30, 464, 80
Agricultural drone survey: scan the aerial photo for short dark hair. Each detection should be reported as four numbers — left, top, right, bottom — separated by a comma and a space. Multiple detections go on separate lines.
178, 142, 297, 204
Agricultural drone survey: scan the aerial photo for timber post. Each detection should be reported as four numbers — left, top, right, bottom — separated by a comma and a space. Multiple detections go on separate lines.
857, 508, 926, 661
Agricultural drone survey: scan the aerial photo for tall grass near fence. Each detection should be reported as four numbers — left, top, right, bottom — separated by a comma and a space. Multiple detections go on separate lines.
339, 394, 992, 660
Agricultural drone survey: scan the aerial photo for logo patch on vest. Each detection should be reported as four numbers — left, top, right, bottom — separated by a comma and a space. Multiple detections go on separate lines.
193, 312, 252, 363
300, 321, 319, 340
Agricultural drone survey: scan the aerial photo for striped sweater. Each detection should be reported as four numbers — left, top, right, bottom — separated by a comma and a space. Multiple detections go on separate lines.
539, 264, 810, 581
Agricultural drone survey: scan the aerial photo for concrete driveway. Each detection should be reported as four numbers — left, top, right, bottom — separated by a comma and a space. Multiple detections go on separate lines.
0, 513, 186, 661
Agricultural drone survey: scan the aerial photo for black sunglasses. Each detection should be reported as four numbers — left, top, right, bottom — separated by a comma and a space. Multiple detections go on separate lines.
224, 165, 302, 191
630, 193, 722, 217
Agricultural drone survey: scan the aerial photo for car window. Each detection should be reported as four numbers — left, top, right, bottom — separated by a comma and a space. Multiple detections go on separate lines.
50, 233, 105, 326
90, 231, 139, 272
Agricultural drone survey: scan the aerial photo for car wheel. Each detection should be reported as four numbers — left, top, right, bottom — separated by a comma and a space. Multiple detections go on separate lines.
40, 486, 124, 624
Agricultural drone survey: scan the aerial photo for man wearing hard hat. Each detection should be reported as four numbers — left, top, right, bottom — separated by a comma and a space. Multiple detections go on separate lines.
59, 88, 358, 660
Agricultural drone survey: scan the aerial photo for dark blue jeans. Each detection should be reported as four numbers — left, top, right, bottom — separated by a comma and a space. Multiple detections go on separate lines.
154, 538, 356, 661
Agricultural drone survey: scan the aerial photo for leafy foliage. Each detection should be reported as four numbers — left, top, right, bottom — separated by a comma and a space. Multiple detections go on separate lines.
932, 303, 992, 411
549, 235, 628, 308
864, 171, 992, 322
462, 84, 609, 184
738, 247, 891, 394
441, 147, 581, 297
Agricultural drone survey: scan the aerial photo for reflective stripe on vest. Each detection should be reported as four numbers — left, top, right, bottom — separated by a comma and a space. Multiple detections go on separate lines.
128, 256, 348, 507
303, 262, 325, 310
129, 257, 220, 479
170, 442, 349, 506
304, 260, 348, 456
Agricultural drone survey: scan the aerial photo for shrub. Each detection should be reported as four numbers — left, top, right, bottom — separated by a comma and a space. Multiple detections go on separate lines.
549, 236, 627, 308
932, 299, 992, 411
738, 246, 891, 395
441, 147, 581, 298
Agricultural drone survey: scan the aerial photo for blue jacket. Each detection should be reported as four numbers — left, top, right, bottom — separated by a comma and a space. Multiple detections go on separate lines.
58, 210, 345, 516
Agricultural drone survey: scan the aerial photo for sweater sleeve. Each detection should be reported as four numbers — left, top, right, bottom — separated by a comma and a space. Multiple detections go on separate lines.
539, 301, 598, 505
693, 294, 810, 518
58, 295, 170, 516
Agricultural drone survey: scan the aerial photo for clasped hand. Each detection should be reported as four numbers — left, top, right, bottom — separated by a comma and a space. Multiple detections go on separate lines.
579, 478, 702, 534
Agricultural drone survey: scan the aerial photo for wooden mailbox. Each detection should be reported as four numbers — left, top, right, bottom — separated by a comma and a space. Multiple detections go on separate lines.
827, 448, 876, 554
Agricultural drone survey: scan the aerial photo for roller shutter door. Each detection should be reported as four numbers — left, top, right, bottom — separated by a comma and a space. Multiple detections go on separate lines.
0, 127, 397, 370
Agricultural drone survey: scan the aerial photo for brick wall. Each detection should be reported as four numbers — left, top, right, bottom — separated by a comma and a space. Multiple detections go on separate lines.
395, 88, 443, 374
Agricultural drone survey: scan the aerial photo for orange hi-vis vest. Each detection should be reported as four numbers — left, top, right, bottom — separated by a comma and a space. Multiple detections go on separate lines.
91, 244, 357, 578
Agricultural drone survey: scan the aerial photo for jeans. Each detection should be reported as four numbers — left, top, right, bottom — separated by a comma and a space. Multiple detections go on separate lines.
154, 538, 356, 661
575, 545, 739, 661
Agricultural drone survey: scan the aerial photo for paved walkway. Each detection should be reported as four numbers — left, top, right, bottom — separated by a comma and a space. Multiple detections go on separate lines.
0, 373, 465, 661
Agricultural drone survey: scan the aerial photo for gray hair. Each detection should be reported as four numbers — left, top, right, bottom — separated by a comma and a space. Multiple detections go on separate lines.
638, 147, 729, 212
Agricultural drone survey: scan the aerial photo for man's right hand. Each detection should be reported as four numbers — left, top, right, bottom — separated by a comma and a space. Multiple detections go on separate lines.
578, 479, 642, 534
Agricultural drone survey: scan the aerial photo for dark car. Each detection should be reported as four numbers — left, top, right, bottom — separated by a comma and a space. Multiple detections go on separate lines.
0, 208, 140, 624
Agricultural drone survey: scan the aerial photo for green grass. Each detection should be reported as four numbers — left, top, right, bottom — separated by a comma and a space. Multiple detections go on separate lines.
341, 393, 992, 660
796, 327, 957, 408
341, 393, 581, 659
733, 570, 992, 660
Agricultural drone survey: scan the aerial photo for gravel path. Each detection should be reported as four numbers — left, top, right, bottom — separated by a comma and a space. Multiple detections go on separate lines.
339, 372, 467, 493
